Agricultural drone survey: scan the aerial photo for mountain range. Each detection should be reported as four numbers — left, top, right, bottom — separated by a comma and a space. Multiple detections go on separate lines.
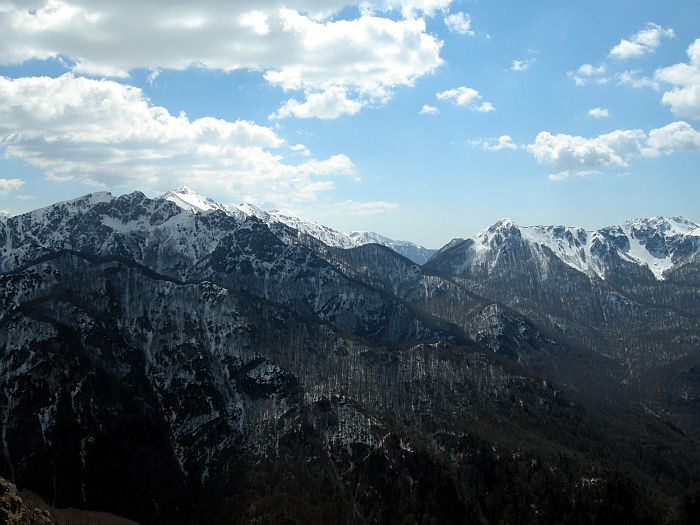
1, 188, 699, 524
162, 186, 437, 265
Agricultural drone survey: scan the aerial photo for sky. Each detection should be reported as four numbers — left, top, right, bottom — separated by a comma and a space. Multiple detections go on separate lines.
0, 0, 698, 248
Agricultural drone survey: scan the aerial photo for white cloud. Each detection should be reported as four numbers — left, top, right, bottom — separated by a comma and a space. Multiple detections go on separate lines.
568, 63, 608, 86
0, 1, 445, 115
270, 87, 363, 120
470, 135, 518, 151
0, 74, 356, 206
444, 12, 474, 36
646, 121, 700, 155
615, 70, 660, 90
436, 86, 495, 112
261, 12, 442, 101
655, 39, 700, 120
588, 107, 610, 119
363, 0, 453, 18
609, 22, 675, 60
529, 129, 645, 181
527, 121, 700, 180
420, 104, 439, 115
329, 200, 399, 216
0, 178, 25, 196
511, 59, 533, 72
662, 86, 700, 120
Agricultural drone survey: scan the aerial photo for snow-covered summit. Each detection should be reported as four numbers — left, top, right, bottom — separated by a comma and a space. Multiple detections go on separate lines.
0, 211, 10, 222
158, 187, 434, 264
348, 231, 436, 265
457, 216, 700, 280
162, 186, 227, 213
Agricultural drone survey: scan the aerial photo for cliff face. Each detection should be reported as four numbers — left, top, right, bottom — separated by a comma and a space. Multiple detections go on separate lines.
1, 193, 699, 524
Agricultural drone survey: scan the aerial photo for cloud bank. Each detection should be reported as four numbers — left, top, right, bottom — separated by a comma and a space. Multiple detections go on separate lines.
0, 74, 357, 206
0, 1, 447, 119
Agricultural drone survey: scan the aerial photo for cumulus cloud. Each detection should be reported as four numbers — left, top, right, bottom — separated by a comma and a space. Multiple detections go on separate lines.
655, 39, 700, 120
527, 121, 700, 181
469, 135, 518, 151
420, 104, 439, 115
0, 178, 25, 196
609, 22, 675, 60
0, 1, 446, 117
662, 86, 700, 120
436, 86, 495, 112
0, 74, 356, 206
529, 129, 644, 181
444, 12, 474, 36
588, 107, 610, 119
568, 63, 608, 86
270, 87, 363, 119
646, 121, 700, 155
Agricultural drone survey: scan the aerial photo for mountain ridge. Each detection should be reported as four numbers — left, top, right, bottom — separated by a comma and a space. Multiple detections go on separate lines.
1, 188, 700, 523
431, 215, 699, 281
161, 186, 437, 264
4, 188, 697, 279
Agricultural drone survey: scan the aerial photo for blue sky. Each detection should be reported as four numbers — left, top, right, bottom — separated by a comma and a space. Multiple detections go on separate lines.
0, 0, 698, 247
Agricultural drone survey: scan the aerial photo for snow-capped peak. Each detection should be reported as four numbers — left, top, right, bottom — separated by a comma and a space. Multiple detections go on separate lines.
162, 187, 227, 213
0, 211, 10, 222
491, 217, 516, 230
460, 216, 700, 280
159, 187, 435, 263
348, 231, 393, 245
347, 231, 436, 264
624, 216, 698, 238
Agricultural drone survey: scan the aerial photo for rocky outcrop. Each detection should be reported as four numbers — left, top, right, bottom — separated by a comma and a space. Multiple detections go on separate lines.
0, 476, 54, 525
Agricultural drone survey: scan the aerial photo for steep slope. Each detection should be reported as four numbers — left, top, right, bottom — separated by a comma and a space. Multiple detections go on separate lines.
2, 253, 699, 524
161, 187, 435, 264
347, 231, 436, 265
424, 217, 700, 434
0, 191, 456, 344
428, 216, 700, 281
161, 186, 228, 214
2, 193, 700, 523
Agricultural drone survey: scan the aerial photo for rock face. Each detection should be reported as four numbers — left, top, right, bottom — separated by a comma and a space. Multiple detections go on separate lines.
0, 476, 54, 525
1, 193, 700, 524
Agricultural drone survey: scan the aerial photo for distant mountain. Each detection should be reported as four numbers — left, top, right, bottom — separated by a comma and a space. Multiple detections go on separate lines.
348, 231, 436, 265
430, 216, 700, 280
162, 186, 435, 264
424, 215, 700, 433
2, 192, 700, 524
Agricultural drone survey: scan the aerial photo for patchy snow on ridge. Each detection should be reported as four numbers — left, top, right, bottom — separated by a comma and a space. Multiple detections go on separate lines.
267, 209, 358, 249
466, 216, 700, 280
162, 186, 227, 213
348, 231, 437, 265
159, 187, 433, 263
